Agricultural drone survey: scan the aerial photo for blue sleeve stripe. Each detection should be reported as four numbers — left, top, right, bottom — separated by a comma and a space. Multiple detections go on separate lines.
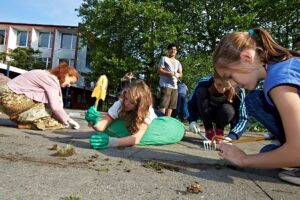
230, 89, 248, 135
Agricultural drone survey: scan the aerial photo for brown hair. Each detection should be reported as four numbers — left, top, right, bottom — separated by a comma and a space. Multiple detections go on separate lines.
119, 80, 153, 134
213, 28, 300, 68
48, 62, 79, 85
211, 71, 236, 103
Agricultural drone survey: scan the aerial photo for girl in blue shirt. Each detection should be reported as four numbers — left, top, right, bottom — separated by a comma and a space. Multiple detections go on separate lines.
213, 28, 300, 185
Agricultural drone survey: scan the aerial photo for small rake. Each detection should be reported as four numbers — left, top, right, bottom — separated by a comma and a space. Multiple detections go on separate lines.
195, 130, 217, 151
204, 135, 271, 151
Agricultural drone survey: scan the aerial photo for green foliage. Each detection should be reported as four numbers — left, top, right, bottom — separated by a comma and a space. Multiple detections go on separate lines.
247, 117, 268, 132
77, 0, 300, 112
5, 47, 44, 70
65, 196, 80, 200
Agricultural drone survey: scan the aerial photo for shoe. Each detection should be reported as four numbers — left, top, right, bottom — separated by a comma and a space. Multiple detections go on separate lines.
278, 169, 300, 186
259, 143, 280, 153
215, 128, 224, 136
215, 128, 224, 144
205, 128, 215, 140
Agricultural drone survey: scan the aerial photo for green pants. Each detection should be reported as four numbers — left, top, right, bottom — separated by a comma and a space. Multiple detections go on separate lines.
105, 116, 185, 145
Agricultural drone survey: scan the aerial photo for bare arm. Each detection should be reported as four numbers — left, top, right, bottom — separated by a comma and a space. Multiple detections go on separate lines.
177, 68, 183, 78
219, 85, 300, 168
158, 67, 173, 77
92, 115, 113, 132
92, 117, 148, 147
117, 123, 148, 147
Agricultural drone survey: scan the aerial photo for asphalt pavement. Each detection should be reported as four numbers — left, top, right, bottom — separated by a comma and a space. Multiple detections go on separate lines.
0, 110, 299, 200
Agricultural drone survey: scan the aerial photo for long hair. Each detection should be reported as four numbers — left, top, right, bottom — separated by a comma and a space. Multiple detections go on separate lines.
213, 28, 300, 68
48, 62, 79, 85
119, 80, 153, 133
211, 71, 237, 103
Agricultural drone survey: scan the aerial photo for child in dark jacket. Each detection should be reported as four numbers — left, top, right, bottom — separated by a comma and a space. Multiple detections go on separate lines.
187, 72, 248, 141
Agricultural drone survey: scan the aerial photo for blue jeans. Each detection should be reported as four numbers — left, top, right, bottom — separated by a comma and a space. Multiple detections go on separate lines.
176, 93, 188, 119
245, 90, 285, 144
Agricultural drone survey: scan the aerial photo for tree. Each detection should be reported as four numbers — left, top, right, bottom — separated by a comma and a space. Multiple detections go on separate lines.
77, 0, 300, 93
4, 47, 44, 70
78, 0, 185, 92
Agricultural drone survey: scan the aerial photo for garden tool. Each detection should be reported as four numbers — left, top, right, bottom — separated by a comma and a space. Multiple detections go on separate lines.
205, 133, 273, 151
195, 129, 216, 151
91, 75, 108, 108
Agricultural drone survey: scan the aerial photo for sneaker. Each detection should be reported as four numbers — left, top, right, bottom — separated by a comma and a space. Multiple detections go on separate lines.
278, 169, 300, 186
205, 128, 215, 140
259, 144, 280, 153
223, 136, 233, 144
215, 128, 224, 144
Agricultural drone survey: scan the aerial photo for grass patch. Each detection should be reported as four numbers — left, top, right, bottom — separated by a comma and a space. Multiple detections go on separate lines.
142, 160, 180, 173
51, 145, 75, 157
65, 196, 80, 200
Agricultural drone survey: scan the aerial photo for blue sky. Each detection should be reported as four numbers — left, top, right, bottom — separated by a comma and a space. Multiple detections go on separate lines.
0, 0, 83, 26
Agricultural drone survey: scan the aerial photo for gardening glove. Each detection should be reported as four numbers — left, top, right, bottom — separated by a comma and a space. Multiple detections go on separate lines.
85, 106, 101, 126
189, 121, 200, 134
68, 118, 80, 129
90, 132, 118, 150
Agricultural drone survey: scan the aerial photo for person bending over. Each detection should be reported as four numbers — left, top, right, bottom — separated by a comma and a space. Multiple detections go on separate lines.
0, 62, 80, 130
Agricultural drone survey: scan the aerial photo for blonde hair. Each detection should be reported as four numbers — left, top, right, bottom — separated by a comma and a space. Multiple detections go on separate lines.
119, 80, 153, 133
213, 28, 300, 68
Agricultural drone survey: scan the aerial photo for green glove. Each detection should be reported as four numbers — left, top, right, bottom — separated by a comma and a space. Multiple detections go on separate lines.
90, 132, 109, 149
85, 106, 101, 126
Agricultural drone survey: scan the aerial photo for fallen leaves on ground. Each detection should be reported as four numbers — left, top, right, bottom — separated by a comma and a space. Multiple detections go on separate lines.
186, 181, 203, 194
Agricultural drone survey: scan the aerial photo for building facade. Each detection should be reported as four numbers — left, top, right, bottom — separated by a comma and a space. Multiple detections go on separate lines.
0, 22, 99, 110
0, 22, 91, 88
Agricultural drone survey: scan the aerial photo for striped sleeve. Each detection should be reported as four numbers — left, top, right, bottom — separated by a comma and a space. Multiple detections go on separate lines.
229, 88, 248, 138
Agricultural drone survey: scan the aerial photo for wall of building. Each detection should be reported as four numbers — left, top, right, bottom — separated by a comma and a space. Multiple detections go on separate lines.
0, 22, 91, 82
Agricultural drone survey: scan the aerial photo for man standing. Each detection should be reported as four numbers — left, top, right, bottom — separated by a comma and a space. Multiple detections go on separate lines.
157, 43, 183, 117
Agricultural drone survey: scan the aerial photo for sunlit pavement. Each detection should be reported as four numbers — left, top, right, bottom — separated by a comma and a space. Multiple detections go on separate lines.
0, 110, 299, 199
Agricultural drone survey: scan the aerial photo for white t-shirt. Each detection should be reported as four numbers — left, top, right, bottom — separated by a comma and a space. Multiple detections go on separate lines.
107, 100, 157, 125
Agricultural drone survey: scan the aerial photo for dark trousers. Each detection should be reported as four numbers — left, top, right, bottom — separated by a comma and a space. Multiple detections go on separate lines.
196, 87, 235, 130
176, 93, 188, 120
245, 90, 285, 144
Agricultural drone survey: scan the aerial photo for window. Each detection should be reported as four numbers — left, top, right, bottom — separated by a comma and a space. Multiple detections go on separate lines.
61, 33, 77, 49
0, 30, 6, 45
17, 31, 28, 46
42, 58, 52, 69
85, 47, 91, 69
38, 32, 53, 48
59, 58, 75, 67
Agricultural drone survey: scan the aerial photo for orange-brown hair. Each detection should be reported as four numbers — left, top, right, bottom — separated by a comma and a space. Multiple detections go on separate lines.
213, 28, 300, 68
119, 80, 153, 134
48, 62, 79, 85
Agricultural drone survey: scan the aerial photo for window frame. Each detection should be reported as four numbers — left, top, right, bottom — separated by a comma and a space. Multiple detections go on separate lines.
16, 31, 29, 47
60, 33, 77, 50
0, 30, 6, 45
38, 32, 53, 48
41, 57, 52, 69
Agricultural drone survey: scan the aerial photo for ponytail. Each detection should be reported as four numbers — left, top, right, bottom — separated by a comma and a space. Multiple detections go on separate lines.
213, 28, 300, 68
251, 28, 300, 63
